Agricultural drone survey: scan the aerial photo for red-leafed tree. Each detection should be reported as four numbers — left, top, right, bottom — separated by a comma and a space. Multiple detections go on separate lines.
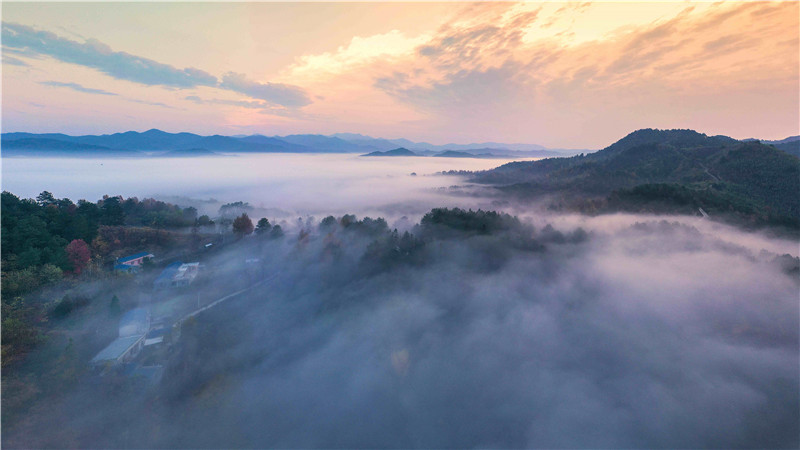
232, 213, 254, 238
65, 239, 91, 274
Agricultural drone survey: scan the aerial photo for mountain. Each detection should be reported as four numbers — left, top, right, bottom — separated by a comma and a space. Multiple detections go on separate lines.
275, 134, 366, 153
771, 140, 800, 158
76, 129, 202, 150
434, 150, 481, 158
2, 130, 310, 154
472, 128, 800, 229
751, 136, 800, 158
333, 133, 571, 154
362, 148, 419, 157
332, 133, 403, 151
434, 148, 564, 158
3, 130, 579, 156
1, 138, 144, 156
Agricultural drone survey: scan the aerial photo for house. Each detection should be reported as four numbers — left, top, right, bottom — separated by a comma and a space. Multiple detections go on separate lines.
117, 252, 154, 267
91, 308, 151, 367
173, 262, 200, 287
115, 252, 154, 273
114, 264, 137, 273
154, 262, 200, 290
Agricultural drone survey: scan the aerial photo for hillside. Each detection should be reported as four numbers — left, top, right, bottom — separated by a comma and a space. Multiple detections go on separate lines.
1, 138, 144, 156
472, 129, 800, 228
745, 136, 800, 157
1, 130, 309, 153
434, 150, 480, 158
2, 130, 571, 156
361, 148, 419, 157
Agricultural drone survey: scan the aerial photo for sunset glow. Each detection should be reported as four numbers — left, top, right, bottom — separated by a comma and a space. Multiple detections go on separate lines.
3, 1, 798, 147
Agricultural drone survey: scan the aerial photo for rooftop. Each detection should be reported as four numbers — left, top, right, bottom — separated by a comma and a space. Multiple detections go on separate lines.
155, 261, 183, 283
119, 308, 150, 337
90, 335, 143, 364
118, 252, 154, 264
174, 262, 199, 282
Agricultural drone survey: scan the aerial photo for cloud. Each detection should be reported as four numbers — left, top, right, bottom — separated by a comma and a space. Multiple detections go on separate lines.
39, 80, 182, 109
219, 72, 311, 108
3, 54, 29, 66
2, 22, 312, 109
2, 22, 217, 89
186, 95, 268, 110
282, 1, 797, 145
128, 98, 179, 110
39, 80, 118, 96
288, 30, 429, 81
2, 1, 797, 144
184, 95, 318, 121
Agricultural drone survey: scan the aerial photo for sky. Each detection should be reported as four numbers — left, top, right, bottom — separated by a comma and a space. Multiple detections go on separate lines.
2, 1, 798, 148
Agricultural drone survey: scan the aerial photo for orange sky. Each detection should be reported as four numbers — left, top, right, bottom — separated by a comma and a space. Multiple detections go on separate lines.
2, 1, 798, 148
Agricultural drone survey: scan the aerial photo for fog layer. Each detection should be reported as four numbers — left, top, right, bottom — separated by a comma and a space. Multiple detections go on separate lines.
0, 154, 521, 219
2, 154, 797, 448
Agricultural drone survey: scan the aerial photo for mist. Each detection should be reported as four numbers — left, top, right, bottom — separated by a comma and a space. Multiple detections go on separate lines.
2, 154, 798, 449
0, 154, 521, 221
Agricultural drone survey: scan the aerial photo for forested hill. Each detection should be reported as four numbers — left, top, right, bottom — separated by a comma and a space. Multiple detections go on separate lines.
471, 129, 800, 229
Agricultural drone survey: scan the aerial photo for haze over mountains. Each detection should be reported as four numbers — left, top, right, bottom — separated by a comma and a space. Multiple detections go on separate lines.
1, 129, 570, 158
3, 128, 798, 161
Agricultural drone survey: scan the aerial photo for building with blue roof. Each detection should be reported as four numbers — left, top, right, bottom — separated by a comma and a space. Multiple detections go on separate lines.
153, 261, 200, 290
90, 308, 150, 367
116, 252, 154, 270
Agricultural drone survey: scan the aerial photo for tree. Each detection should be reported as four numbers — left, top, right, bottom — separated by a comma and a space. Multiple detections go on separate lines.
255, 218, 272, 235
36, 191, 56, 206
320, 215, 337, 231
269, 225, 284, 239
196, 215, 214, 227
65, 239, 91, 274
39, 264, 63, 285
100, 196, 125, 226
232, 213, 254, 238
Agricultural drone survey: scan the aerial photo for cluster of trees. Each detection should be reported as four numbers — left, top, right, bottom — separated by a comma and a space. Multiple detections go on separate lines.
1, 191, 198, 283
2, 191, 95, 275
420, 207, 523, 237
308, 208, 546, 276
320, 214, 388, 236
230, 213, 284, 240
118, 197, 199, 228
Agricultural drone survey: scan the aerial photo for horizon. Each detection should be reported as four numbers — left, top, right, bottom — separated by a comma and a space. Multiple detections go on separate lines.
3, 2, 798, 148
4, 126, 798, 151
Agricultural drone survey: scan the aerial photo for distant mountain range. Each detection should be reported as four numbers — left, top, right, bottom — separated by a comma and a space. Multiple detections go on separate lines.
744, 136, 800, 158
1, 129, 576, 158
2, 129, 797, 164
469, 128, 800, 229
361, 147, 540, 159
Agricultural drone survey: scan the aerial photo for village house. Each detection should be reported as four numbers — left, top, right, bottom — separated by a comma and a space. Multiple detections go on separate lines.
90, 308, 151, 367
114, 252, 154, 273
154, 261, 200, 290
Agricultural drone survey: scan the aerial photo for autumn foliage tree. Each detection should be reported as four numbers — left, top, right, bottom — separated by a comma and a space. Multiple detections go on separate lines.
65, 239, 91, 274
232, 213, 254, 239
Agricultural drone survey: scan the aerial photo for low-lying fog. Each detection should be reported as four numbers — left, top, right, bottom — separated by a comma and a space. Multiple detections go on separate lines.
1, 154, 525, 219
2, 153, 798, 448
